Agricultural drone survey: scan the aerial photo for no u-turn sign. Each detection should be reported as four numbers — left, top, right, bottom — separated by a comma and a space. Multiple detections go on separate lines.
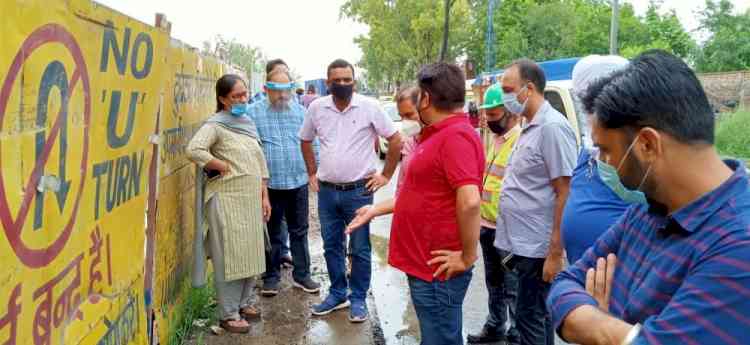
0, 24, 91, 268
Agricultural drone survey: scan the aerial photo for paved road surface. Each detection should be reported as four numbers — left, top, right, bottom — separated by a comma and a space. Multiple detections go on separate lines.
369, 162, 567, 345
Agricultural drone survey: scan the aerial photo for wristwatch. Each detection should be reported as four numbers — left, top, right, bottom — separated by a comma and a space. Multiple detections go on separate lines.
621, 324, 642, 345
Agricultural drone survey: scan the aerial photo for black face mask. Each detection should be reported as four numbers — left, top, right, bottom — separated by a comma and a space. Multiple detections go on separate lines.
487, 119, 507, 135
330, 83, 354, 101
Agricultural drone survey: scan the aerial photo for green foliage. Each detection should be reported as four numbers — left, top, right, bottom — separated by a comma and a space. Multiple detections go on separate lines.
620, 40, 671, 59
344, 0, 699, 88
642, 3, 697, 60
342, 0, 472, 88
716, 111, 750, 160
202, 35, 266, 76
695, 1, 750, 72
167, 281, 216, 345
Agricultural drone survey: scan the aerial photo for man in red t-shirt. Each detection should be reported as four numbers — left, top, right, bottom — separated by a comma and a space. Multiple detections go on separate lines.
347, 62, 485, 345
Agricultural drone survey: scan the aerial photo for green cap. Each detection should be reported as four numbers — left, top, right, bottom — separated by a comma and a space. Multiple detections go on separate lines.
479, 83, 504, 109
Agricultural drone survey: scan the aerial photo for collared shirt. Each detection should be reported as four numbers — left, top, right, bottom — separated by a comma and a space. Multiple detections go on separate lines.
480, 125, 522, 229
395, 135, 418, 198
248, 99, 308, 190
302, 94, 319, 108
389, 115, 485, 282
300, 94, 396, 183
561, 148, 631, 263
547, 160, 750, 345
494, 101, 577, 258
251, 91, 266, 104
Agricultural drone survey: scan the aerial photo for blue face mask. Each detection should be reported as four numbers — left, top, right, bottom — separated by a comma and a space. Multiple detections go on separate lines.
230, 102, 248, 117
595, 137, 651, 204
502, 86, 528, 115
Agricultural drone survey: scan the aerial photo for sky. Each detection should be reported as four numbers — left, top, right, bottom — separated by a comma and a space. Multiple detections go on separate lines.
95, 0, 749, 81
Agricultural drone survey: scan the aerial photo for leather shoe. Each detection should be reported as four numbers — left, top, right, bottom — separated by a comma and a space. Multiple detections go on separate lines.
467, 326, 506, 344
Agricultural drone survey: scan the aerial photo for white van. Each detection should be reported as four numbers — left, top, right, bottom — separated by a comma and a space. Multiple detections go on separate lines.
479, 79, 586, 149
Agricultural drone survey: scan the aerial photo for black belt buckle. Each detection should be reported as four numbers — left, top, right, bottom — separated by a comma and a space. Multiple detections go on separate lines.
322, 179, 366, 192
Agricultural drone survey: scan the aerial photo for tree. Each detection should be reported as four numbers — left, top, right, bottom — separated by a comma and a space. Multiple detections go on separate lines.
202, 35, 266, 76
463, 0, 659, 71
343, 0, 698, 91
642, 2, 696, 60
439, 0, 456, 61
342, 0, 471, 89
695, 0, 750, 72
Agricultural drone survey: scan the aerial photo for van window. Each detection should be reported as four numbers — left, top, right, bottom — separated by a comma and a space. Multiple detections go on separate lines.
544, 91, 567, 118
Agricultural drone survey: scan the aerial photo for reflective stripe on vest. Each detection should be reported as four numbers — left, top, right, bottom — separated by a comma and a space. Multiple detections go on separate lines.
481, 190, 494, 202
487, 164, 505, 178
480, 130, 520, 222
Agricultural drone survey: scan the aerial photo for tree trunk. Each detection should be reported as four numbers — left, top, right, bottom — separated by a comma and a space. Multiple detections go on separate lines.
439, 0, 451, 62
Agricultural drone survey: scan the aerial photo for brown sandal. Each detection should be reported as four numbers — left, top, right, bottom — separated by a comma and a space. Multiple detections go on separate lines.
240, 306, 261, 320
219, 319, 250, 334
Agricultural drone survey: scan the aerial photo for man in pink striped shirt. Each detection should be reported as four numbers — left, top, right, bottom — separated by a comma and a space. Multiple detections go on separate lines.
300, 59, 402, 322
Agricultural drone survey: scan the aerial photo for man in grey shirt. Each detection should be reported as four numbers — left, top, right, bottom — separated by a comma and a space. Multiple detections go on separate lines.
495, 59, 576, 345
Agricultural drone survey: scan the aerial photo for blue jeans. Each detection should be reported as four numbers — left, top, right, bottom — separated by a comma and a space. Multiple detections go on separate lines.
479, 227, 519, 341
511, 255, 554, 345
318, 183, 373, 302
264, 185, 311, 283
408, 269, 473, 345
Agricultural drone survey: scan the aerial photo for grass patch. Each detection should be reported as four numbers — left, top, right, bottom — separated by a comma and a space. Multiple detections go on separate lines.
716, 110, 750, 163
167, 281, 216, 345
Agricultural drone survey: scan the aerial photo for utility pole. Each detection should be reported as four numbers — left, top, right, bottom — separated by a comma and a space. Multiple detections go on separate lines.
485, 0, 497, 71
609, 0, 620, 54
439, 0, 452, 61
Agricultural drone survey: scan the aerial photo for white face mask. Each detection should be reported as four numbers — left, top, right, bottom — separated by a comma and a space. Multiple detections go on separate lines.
400, 119, 422, 137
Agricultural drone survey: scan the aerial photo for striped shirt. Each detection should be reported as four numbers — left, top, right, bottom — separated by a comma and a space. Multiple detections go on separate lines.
248, 99, 308, 190
300, 94, 396, 183
547, 160, 750, 345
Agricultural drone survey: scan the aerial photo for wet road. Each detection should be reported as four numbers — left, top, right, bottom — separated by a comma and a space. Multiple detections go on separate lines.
190, 161, 565, 345
369, 162, 567, 345
188, 193, 378, 345
369, 164, 493, 345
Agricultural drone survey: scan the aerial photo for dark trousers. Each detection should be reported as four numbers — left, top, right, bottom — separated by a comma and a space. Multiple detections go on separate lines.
511, 255, 554, 345
279, 220, 290, 256
264, 185, 311, 283
479, 227, 519, 342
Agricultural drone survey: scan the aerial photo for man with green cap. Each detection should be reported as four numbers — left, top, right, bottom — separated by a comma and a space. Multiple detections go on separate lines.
468, 83, 522, 344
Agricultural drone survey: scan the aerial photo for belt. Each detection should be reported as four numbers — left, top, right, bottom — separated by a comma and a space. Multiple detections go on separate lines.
319, 179, 368, 191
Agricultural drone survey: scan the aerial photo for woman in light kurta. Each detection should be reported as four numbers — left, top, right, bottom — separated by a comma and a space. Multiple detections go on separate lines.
187, 74, 271, 334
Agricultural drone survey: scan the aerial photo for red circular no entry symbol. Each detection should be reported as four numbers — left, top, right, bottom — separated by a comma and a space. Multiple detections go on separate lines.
0, 23, 91, 268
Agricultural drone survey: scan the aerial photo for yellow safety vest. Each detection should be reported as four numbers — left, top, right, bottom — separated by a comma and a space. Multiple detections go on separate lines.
480, 129, 521, 223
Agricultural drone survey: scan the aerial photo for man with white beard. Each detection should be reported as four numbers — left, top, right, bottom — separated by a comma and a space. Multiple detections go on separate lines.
248, 68, 321, 297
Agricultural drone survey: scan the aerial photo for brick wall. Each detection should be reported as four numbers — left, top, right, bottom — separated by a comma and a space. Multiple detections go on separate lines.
698, 70, 750, 112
